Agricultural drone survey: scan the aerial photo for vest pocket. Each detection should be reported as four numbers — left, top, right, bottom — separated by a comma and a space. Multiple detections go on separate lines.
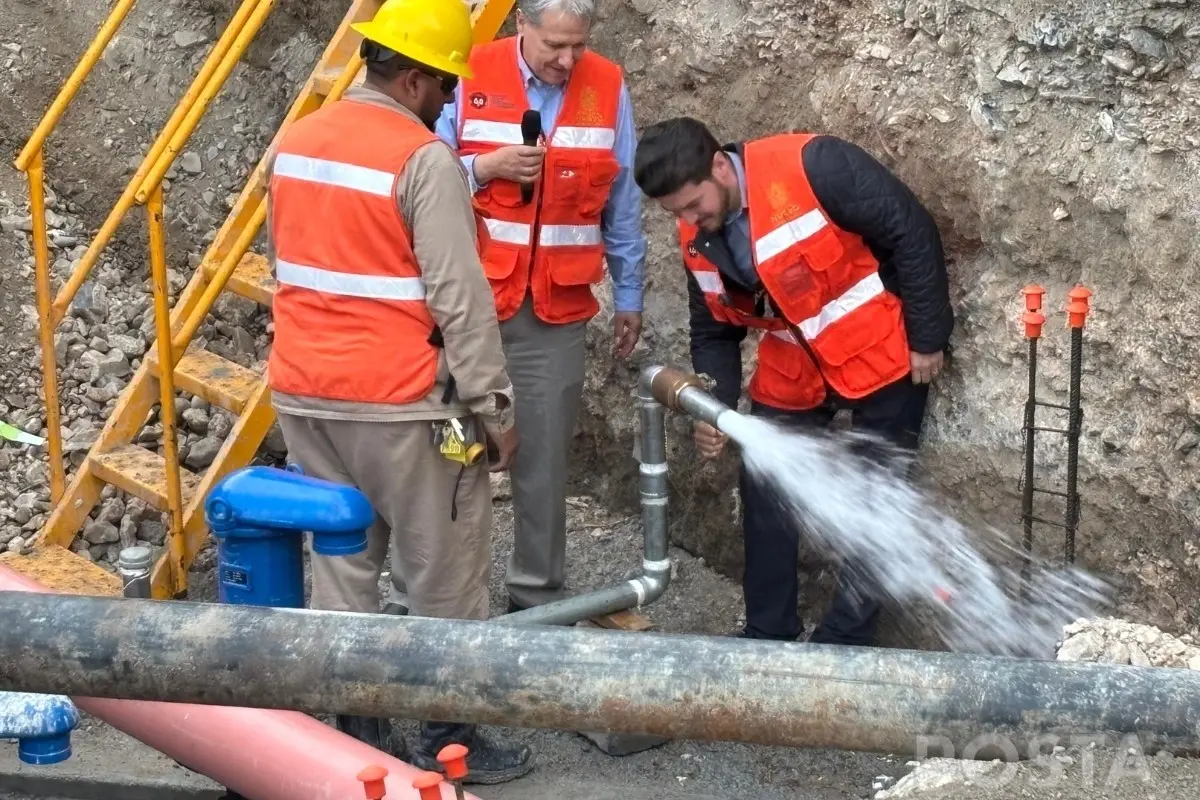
798, 224, 845, 272
544, 249, 605, 286
480, 178, 526, 208
579, 156, 620, 216
807, 296, 909, 397
749, 332, 824, 411
544, 155, 589, 209
483, 243, 522, 282
760, 260, 822, 324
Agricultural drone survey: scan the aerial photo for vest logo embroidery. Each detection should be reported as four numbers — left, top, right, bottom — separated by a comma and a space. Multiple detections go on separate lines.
766, 181, 804, 227
469, 92, 488, 109
576, 86, 604, 126
687, 242, 699, 258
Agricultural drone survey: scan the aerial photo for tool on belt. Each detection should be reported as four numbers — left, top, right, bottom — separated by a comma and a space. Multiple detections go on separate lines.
433, 417, 485, 467
427, 324, 486, 520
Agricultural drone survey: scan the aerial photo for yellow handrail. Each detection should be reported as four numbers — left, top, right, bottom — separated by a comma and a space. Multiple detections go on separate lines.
27, 152, 66, 503
13, 0, 138, 172
328, 52, 365, 102
49, 0, 268, 327
145, 185, 187, 596
136, 0, 278, 204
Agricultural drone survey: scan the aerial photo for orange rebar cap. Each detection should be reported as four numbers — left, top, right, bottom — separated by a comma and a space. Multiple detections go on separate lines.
357, 764, 388, 800
437, 743, 470, 781
1021, 284, 1045, 312
1067, 285, 1092, 329
1022, 311, 1045, 340
413, 771, 445, 800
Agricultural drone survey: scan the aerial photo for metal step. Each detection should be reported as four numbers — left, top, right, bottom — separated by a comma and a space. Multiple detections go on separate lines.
203, 252, 275, 306
149, 348, 260, 415
91, 445, 201, 513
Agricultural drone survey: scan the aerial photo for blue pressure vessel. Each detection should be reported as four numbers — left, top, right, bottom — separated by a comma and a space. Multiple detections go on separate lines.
205, 465, 374, 608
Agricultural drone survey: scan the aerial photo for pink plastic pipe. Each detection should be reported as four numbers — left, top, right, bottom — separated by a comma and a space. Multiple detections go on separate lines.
0, 564, 480, 800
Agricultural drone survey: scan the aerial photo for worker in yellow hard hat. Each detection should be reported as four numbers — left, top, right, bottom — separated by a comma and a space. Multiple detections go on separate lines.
348, 0, 476, 128
264, 0, 532, 784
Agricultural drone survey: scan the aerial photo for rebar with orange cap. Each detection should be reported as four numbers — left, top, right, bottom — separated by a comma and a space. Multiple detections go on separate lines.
437, 744, 469, 800
413, 771, 446, 800
358, 764, 388, 799
1064, 285, 1092, 564
1019, 286, 1046, 594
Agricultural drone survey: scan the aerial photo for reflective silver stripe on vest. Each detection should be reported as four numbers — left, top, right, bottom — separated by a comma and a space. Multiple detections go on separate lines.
461, 120, 525, 146
692, 271, 724, 294
273, 154, 395, 197
798, 272, 885, 340
550, 126, 616, 150
276, 260, 426, 301
753, 208, 828, 264
539, 224, 603, 247
484, 218, 533, 245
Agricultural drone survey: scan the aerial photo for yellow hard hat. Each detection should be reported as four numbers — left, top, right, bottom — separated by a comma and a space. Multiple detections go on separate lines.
351, 0, 475, 79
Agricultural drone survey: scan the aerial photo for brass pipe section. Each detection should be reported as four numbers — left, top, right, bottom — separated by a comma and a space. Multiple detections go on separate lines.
644, 365, 733, 431
648, 366, 707, 411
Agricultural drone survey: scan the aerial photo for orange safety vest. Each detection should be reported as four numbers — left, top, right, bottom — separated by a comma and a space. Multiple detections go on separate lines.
679, 134, 911, 411
457, 37, 623, 324
268, 99, 487, 406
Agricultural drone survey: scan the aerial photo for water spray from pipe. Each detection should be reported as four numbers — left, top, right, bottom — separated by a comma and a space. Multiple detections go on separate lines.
646, 366, 1110, 658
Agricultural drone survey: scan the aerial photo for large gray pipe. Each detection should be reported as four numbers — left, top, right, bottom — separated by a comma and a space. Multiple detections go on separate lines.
1, 590, 1198, 757
499, 365, 672, 626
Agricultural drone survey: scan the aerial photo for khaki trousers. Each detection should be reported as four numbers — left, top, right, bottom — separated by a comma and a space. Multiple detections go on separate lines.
277, 413, 491, 621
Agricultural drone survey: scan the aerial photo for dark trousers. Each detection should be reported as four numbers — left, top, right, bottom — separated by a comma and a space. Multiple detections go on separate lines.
739, 376, 930, 645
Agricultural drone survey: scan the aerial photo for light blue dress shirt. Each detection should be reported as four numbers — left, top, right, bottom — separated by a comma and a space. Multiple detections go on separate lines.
434, 42, 646, 314
722, 151, 759, 289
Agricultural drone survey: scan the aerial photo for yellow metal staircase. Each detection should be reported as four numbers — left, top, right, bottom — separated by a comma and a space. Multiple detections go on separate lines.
6, 0, 516, 599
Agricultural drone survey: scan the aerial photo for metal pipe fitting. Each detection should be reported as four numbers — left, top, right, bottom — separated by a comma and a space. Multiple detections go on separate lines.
497, 367, 676, 626
644, 365, 706, 412
4, 590, 1200, 757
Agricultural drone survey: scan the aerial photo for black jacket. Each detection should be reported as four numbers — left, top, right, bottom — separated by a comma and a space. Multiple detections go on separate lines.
685, 136, 954, 409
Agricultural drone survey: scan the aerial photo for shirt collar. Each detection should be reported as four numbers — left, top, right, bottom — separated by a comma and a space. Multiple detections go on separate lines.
343, 84, 424, 127
724, 151, 749, 227
516, 37, 546, 89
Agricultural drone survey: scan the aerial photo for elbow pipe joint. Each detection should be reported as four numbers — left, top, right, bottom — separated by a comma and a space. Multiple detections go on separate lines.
629, 560, 671, 607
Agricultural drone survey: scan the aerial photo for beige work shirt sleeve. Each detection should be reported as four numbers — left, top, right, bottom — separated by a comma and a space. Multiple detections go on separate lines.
397, 140, 515, 431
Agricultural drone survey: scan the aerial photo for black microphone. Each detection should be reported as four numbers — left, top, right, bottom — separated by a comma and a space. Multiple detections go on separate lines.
520, 109, 542, 205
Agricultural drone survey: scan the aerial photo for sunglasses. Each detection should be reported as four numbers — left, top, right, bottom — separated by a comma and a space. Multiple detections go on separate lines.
416, 67, 458, 96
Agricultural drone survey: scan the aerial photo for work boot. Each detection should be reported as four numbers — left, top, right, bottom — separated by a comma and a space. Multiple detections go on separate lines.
335, 715, 409, 761
410, 721, 534, 785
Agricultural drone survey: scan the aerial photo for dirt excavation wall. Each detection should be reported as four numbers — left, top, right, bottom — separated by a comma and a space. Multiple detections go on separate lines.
2, 0, 1198, 643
